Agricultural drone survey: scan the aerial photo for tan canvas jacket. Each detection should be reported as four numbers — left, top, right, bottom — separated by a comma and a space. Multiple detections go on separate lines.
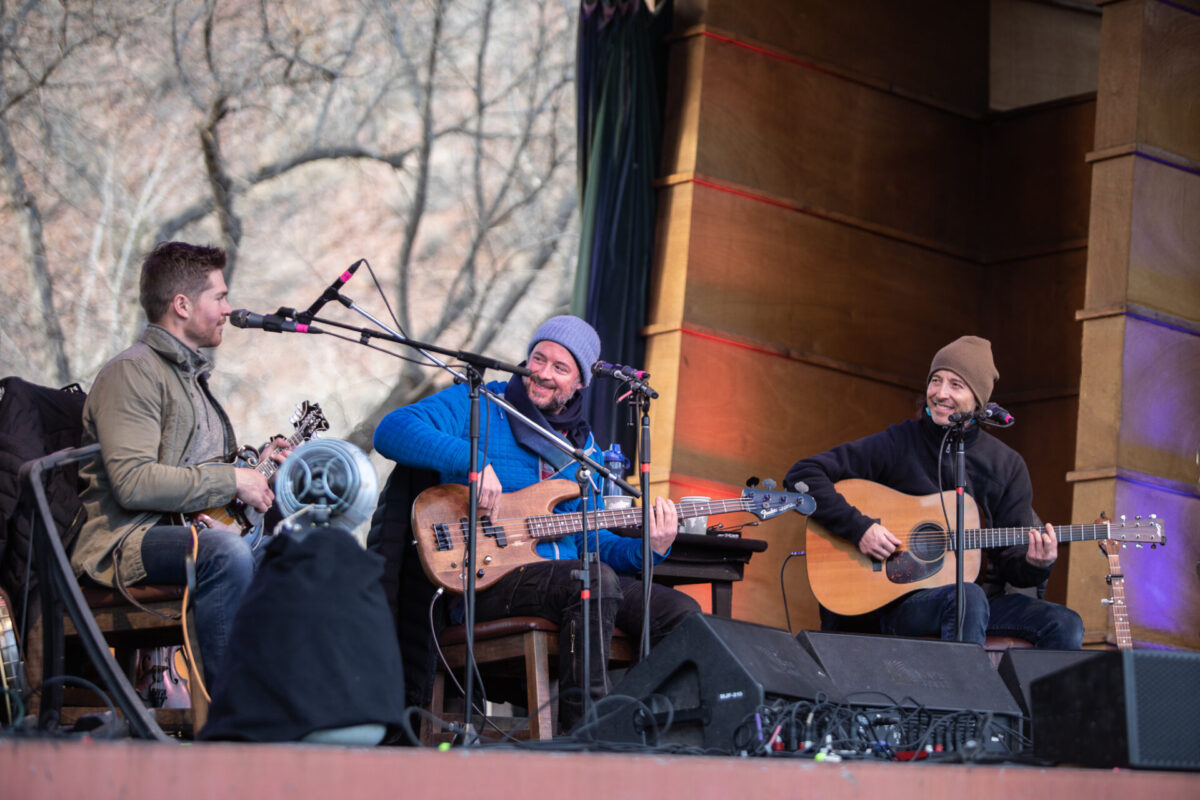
72, 325, 237, 588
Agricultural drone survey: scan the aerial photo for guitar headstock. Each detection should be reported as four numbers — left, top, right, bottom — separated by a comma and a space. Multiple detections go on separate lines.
1107, 514, 1166, 547
291, 401, 330, 441
740, 488, 816, 520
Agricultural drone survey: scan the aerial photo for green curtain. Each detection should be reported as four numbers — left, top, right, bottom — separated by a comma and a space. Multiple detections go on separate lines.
574, 0, 672, 450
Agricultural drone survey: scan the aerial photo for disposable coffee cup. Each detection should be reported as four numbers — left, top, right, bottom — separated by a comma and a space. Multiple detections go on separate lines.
679, 496, 710, 535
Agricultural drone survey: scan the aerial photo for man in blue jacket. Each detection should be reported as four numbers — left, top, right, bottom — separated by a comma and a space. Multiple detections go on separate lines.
374, 315, 699, 731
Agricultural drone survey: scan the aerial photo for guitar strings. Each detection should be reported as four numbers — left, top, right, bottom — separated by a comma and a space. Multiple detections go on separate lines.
429, 499, 750, 546
856, 522, 1121, 552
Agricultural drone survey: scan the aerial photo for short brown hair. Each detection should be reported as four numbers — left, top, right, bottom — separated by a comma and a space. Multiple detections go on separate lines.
139, 242, 226, 323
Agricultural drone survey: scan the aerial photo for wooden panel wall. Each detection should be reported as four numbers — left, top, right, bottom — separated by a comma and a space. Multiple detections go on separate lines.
647, 1, 1101, 631
978, 98, 1095, 598
1067, 0, 1200, 651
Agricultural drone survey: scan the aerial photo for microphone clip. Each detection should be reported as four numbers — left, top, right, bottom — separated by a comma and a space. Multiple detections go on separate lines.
948, 403, 1014, 427
592, 361, 658, 399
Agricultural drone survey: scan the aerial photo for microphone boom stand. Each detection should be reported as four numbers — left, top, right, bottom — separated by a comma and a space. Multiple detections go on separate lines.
949, 421, 969, 643
635, 387, 654, 660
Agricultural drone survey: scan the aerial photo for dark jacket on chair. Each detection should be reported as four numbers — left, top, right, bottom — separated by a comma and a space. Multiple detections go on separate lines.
0, 377, 88, 625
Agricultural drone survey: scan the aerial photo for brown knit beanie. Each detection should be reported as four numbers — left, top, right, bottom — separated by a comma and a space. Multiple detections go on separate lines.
928, 335, 998, 409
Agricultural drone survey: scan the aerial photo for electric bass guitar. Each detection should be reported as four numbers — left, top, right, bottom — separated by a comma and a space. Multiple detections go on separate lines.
183, 401, 328, 546
805, 479, 1165, 616
413, 479, 815, 593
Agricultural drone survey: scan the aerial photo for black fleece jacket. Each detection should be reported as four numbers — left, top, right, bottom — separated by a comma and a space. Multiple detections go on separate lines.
785, 413, 1052, 590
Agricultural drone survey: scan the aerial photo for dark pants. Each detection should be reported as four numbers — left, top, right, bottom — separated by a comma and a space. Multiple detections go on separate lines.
874, 583, 1084, 649
471, 559, 700, 732
139, 526, 256, 682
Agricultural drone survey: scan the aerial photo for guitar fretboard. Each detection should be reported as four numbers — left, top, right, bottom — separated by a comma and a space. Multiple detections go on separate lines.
525, 497, 750, 540
962, 522, 1157, 550
1102, 545, 1133, 651
256, 428, 309, 480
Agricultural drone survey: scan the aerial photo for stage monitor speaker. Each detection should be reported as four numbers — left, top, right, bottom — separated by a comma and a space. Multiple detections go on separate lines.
585, 614, 838, 753
996, 649, 1103, 719
796, 631, 1022, 716
1032, 650, 1200, 770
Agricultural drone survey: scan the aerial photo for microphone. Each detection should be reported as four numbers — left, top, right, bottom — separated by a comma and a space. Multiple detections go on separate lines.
592, 361, 650, 381
229, 309, 323, 334
983, 402, 1014, 425
299, 259, 364, 321
948, 403, 1015, 425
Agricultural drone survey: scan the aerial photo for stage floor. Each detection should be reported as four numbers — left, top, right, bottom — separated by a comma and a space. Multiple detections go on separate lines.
4, 738, 1199, 799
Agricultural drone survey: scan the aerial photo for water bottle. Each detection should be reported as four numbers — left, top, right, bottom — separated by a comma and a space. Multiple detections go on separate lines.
601, 443, 629, 501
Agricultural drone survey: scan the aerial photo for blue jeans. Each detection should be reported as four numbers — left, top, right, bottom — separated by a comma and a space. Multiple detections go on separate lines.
877, 584, 1084, 649
139, 526, 256, 681
880, 583, 990, 644
985, 591, 1084, 649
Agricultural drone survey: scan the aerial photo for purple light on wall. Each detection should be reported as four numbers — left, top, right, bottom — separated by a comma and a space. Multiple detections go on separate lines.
1106, 316, 1200, 646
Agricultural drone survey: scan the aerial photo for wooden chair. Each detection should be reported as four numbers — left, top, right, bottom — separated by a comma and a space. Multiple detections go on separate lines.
24, 583, 208, 735
983, 634, 1034, 667
422, 616, 634, 744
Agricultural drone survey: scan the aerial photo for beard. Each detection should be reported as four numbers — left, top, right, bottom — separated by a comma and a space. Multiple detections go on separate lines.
525, 376, 574, 415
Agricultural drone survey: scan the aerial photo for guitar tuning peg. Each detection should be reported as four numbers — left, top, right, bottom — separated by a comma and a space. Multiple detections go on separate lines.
1135, 515, 1142, 521
1120, 514, 1127, 522
1149, 513, 1157, 519
762, 479, 777, 490
1135, 543, 1143, 549
1101, 598, 1113, 606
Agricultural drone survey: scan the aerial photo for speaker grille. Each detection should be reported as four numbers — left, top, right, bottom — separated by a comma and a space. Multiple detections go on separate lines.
1127, 651, 1200, 769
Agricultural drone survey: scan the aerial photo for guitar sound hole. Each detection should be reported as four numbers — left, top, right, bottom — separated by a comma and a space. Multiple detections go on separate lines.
908, 523, 948, 562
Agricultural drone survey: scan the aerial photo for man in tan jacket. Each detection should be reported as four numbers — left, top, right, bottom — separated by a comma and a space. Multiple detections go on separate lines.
72, 242, 285, 683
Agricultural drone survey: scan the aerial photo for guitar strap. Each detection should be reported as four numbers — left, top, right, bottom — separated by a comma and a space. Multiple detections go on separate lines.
502, 378, 591, 473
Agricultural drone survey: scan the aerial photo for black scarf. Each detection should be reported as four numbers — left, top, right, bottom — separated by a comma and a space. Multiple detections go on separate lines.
503, 375, 591, 473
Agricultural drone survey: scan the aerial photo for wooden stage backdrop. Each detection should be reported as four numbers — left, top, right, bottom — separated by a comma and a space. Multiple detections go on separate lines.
642, 0, 1199, 653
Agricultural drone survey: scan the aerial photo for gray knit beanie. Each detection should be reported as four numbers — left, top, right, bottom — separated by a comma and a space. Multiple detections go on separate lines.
928, 335, 998, 409
528, 315, 601, 387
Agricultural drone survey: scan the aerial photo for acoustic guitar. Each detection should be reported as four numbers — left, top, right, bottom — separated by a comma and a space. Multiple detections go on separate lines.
805, 479, 1165, 616
413, 479, 815, 593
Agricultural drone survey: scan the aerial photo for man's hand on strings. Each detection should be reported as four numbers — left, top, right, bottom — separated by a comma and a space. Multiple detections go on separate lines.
477, 463, 503, 517
1025, 522, 1058, 568
859, 522, 902, 561
648, 497, 679, 556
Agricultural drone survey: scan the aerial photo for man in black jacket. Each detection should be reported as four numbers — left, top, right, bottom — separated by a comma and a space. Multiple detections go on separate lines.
786, 336, 1082, 649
